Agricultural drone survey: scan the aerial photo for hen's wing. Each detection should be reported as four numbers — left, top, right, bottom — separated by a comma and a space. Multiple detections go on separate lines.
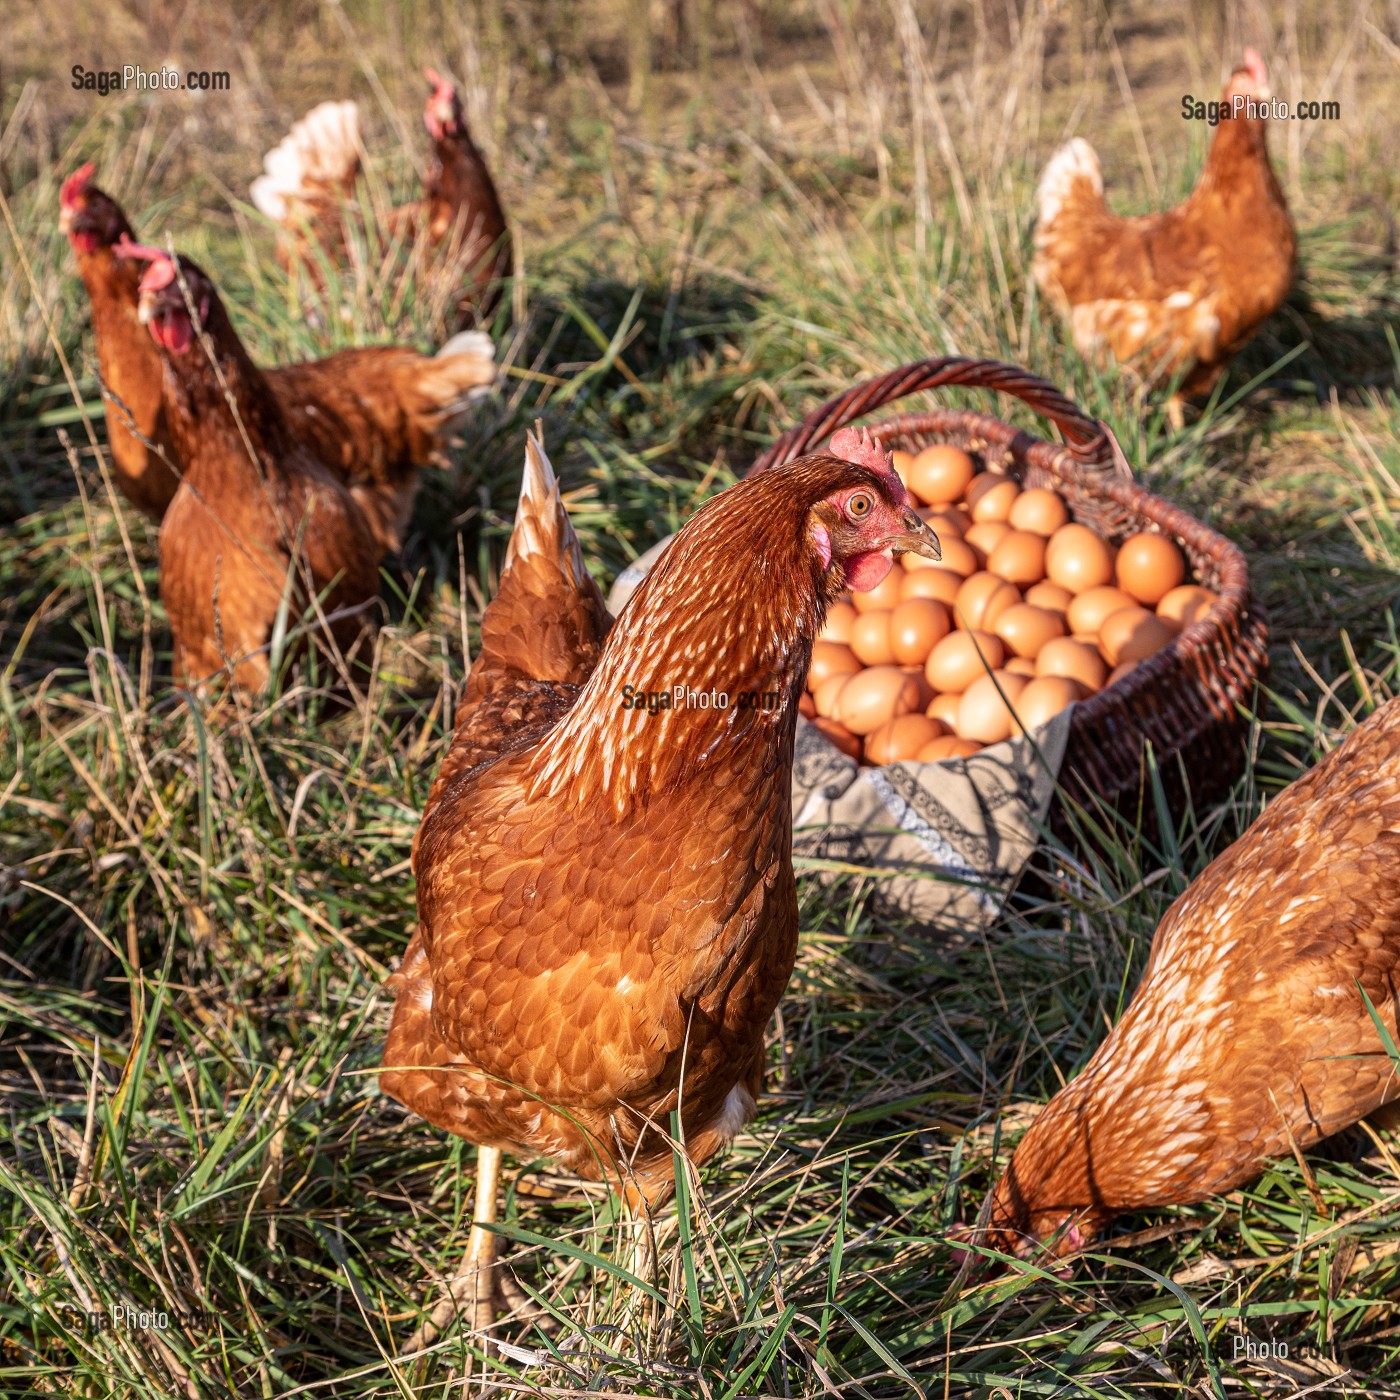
267, 331, 496, 550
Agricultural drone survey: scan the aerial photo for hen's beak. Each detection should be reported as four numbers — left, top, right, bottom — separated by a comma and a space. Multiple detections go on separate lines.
888, 508, 941, 562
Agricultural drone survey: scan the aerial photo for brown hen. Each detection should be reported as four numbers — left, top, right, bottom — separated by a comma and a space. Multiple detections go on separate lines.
1033, 50, 1295, 426
61, 167, 495, 538
982, 696, 1400, 1261
380, 428, 940, 1330
130, 247, 382, 691
252, 69, 510, 324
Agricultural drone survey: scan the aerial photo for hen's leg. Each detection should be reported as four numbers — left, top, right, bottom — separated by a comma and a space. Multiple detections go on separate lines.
1166, 394, 1186, 432
403, 1145, 525, 1350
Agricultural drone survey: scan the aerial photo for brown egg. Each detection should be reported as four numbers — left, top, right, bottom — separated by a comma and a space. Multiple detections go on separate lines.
1024, 580, 1073, 616
1108, 660, 1141, 686
851, 568, 904, 614
865, 713, 948, 764
917, 735, 983, 761
837, 666, 924, 735
964, 520, 1013, 565
811, 716, 862, 761
1116, 532, 1187, 606
809, 640, 862, 691
820, 600, 858, 645
929, 509, 974, 534
1066, 586, 1137, 639
1158, 584, 1218, 629
1005, 656, 1038, 678
1009, 487, 1070, 537
954, 572, 1021, 631
1045, 524, 1115, 594
987, 531, 1048, 588
850, 610, 896, 666
906, 535, 978, 578
927, 692, 963, 728
813, 673, 853, 719
798, 691, 817, 719
908, 444, 976, 505
889, 599, 951, 666
890, 449, 915, 489
957, 671, 1029, 744
902, 568, 962, 606
925, 629, 1005, 694
967, 473, 1020, 523
993, 603, 1065, 659
1035, 637, 1108, 693
901, 667, 936, 711
923, 507, 970, 538
1099, 607, 1177, 666
1016, 675, 1081, 729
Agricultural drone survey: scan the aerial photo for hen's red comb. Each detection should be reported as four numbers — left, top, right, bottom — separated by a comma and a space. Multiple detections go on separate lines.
115, 237, 177, 292
60, 163, 96, 210
423, 66, 455, 104
1242, 47, 1267, 86
830, 426, 892, 475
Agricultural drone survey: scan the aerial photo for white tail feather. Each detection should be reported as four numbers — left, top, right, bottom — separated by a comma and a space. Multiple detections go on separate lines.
1035, 137, 1103, 233
429, 331, 497, 407
251, 100, 361, 225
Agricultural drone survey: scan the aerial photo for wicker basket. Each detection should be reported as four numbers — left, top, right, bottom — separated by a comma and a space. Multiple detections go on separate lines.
748, 357, 1270, 839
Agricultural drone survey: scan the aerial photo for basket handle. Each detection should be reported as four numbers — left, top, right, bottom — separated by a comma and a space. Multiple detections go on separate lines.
747, 356, 1115, 477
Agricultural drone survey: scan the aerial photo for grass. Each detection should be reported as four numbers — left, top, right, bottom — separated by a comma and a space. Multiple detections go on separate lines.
4, 0, 1400, 1394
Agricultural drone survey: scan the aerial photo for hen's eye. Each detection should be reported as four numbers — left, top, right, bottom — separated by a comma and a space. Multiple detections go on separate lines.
847, 493, 873, 519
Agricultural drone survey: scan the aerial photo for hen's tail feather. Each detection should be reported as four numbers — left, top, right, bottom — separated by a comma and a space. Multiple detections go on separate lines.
388, 334, 497, 466
251, 100, 362, 225
1035, 137, 1105, 236
470, 430, 611, 699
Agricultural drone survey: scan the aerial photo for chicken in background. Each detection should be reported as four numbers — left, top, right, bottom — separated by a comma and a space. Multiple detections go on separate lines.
379, 428, 940, 1332
61, 166, 496, 544
126, 245, 382, 691
251, 68, 511, 325
977, 696, 1400, 1261
58, 163, 179, 520
1032, 50, 1296, 428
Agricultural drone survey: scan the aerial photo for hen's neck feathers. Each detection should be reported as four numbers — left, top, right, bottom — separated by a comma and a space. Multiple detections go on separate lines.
528, 461, 844, 814
161, 298, 287, 483
427, 129, 506, 249
1188, 110, 1282, 215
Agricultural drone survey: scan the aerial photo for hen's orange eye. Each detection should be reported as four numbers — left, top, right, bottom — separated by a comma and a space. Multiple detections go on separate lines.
847, 493, 873, 519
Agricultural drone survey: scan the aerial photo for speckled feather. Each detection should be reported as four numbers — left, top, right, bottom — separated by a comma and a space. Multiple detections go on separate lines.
381, 442, 922, 1204
986, 697, 1400, 1255
1032, 61, 1295, 397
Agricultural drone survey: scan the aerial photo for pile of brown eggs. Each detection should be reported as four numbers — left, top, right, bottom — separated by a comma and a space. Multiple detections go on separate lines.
800, 443, 1219, 765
